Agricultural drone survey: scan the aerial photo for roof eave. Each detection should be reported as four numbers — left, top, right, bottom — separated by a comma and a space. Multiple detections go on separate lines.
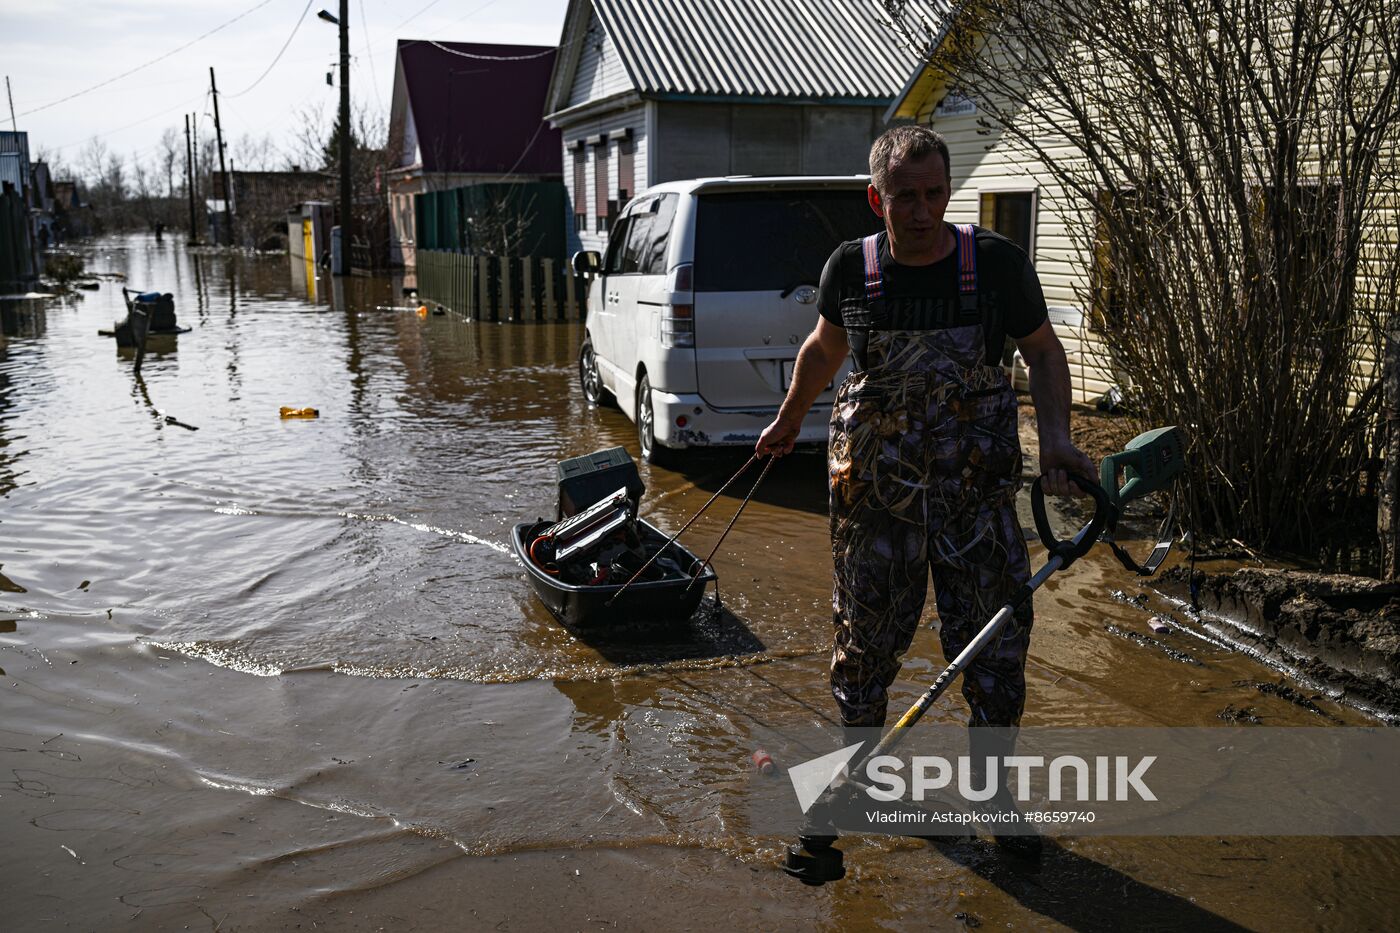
545, 90, 643, 127
884, 62, 943, 124
646, 91, 894, 107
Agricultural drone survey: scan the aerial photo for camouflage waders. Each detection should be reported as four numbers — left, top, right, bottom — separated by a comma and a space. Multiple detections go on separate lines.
829, 225, 1032, 728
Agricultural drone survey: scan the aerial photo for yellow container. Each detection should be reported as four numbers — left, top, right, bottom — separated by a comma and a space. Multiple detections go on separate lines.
279, 407, 320, 419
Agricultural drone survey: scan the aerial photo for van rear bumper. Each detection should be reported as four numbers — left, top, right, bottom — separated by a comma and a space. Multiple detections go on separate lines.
649, 390, 830, 449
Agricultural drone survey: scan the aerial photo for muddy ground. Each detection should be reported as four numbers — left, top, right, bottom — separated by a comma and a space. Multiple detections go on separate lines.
1018, 397, 1400, 720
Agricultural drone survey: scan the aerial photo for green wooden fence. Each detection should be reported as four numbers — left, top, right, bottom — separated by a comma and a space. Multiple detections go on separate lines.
415, 251, 589, 322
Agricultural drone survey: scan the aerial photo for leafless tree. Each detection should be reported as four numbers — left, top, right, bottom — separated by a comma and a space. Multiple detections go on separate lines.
464, 190, 540, 257
32, 145, 70, 183
158, 127, 180, 198
78, 138, 109, 189
885, 0, 1400, 565
230, 132, 281, 172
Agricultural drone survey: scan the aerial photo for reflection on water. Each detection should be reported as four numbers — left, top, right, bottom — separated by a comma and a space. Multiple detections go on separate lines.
3, 234, 1399, 929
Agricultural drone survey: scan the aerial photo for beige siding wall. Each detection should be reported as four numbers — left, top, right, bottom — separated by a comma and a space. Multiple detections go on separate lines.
926, 103, 1117, 403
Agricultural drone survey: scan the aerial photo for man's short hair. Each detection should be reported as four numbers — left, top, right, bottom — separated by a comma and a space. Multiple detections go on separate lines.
868, 125, 951, 195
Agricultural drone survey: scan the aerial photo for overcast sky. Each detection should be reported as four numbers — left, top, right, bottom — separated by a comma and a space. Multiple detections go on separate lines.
2, 0, 569, 178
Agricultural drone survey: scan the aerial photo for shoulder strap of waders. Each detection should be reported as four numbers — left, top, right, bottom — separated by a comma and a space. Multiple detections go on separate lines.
1100, 491, 1177, 577
862, 233, 883, 299
953, 223, 978, 312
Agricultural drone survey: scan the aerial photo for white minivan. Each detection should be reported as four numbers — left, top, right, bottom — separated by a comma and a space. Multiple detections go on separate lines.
575, 176, 882, 465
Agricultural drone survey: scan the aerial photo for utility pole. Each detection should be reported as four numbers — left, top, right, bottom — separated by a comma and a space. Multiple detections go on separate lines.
5, 77, 16, 133
337, 0, 351, 275
209, 67, 233, 247
191, 119, 200, 199
184, 114, 198, 244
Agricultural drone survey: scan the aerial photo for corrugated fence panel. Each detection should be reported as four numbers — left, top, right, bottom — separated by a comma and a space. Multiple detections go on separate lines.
415, 250, 589, 323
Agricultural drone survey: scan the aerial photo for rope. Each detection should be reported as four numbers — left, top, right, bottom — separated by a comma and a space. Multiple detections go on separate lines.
685, 454, 779, 594
605, 454, 759, 606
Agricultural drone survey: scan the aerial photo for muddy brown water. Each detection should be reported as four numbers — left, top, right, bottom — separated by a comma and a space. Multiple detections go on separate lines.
2, 235, 1397, 931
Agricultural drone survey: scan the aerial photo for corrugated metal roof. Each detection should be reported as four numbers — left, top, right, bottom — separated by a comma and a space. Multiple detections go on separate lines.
588, 0, 950, 101
0, 132, 31, 195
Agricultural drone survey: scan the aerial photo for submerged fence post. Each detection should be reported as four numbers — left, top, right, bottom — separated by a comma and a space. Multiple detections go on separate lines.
522, 257, 536, 322
478, 256, 491, 322
505, 256, 518, 322
466, 253, 475, 319
542, 257, 557, 321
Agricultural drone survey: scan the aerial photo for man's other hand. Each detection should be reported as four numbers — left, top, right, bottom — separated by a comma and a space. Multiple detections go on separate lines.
1039, 437, 1096, 497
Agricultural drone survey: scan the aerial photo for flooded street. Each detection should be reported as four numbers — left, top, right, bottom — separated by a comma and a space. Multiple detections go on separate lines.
4, 236, 1399, 931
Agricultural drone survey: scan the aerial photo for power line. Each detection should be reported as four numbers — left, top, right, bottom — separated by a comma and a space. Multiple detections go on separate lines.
17, 0, 277, 119
357, 0, 384, 112
391, 0, 445, 31
230, 0, 316, 98
49, 91, 209, 152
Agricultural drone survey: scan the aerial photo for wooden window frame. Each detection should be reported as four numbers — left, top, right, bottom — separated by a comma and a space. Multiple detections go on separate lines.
977, 187, 1038, 260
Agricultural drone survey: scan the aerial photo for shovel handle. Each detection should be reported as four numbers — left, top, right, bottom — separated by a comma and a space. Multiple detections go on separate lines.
1031, 473, 1112, 569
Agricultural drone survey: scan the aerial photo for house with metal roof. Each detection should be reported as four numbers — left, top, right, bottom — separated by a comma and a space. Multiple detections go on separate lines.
545, 0, 948, 254
386, 40, 564, 269
1, 130, 40, 289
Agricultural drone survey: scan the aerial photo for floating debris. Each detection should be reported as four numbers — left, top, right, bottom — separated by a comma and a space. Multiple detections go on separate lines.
1217, 704, 1262, 724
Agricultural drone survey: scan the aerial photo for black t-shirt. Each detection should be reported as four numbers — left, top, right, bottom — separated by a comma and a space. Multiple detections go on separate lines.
818, 226, 1048, 366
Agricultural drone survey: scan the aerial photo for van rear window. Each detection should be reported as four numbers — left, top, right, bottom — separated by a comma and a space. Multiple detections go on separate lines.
693, 190, 882, 292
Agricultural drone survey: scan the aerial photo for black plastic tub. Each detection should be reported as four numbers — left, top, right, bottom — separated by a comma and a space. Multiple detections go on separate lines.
512, 519, 717, 628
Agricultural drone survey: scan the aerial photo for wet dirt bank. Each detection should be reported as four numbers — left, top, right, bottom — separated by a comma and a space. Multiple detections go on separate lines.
1161, 567, 1400, 718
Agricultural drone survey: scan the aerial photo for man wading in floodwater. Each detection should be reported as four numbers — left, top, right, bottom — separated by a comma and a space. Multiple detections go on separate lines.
756, 126, 1093, 857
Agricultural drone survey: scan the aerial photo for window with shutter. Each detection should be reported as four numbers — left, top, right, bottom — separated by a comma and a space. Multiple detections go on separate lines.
594, 142, 610, 233
618, 135, 635, 205
572, 147, 586, 233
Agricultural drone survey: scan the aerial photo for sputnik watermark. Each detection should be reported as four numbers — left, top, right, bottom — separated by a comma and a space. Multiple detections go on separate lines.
864, 752, 1156, 803
752, 727, 1400, 836
788, 741, 1154, 813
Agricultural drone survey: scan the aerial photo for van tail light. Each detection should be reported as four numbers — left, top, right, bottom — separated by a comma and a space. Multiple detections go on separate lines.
661, 263, 695, 348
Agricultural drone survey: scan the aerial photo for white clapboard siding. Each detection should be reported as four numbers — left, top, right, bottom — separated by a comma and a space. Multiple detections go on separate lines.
562, 104, 648, 256
567, 8, 632, 108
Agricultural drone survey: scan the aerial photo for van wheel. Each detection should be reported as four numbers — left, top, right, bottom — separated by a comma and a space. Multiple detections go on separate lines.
636, 374, 678, 467
579, 338, 613, 407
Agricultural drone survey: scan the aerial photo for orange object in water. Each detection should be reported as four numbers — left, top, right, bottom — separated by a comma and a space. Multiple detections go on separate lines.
279, 407, 320, 419
752, 749, 775, 775
417, 305, 429, 318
